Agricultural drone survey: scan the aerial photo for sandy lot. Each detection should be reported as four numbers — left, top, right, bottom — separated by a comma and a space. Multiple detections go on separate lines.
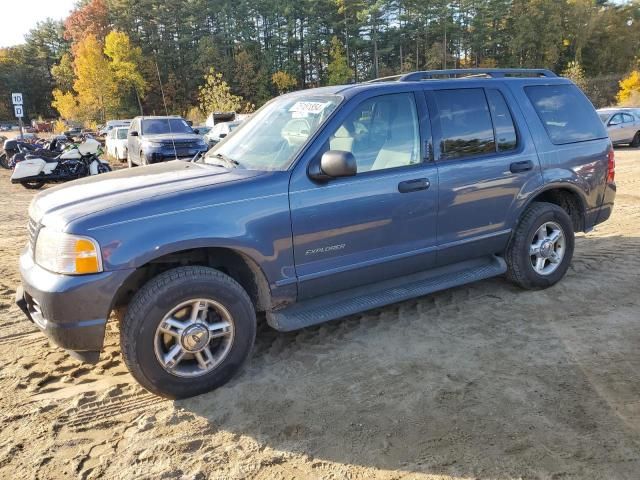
0, 147, 639, 480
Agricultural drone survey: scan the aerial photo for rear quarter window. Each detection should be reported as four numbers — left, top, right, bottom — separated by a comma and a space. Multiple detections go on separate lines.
525, 84, 607, 145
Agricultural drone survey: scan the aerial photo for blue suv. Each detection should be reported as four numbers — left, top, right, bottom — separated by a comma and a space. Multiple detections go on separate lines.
126, 115, 208, 166
16, 69, 616, 398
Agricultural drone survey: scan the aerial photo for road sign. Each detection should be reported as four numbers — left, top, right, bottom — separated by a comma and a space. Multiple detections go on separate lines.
14, 105, 24, 118
11, 93, 23, 105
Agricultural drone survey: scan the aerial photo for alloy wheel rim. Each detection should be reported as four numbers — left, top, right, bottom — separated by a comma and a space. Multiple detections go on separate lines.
154, 298, 235, 378
529, 221, 565, 276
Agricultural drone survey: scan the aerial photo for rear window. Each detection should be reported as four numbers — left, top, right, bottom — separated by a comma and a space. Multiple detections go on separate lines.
525, 85, 607, 145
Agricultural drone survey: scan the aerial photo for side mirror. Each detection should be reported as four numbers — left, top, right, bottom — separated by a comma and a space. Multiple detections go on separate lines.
129, 131, 139, 137
219, 133, 227, 139
308, 150, 357, 181
193, 129, 200, 134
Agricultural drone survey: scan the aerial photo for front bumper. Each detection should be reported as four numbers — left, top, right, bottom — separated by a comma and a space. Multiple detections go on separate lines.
145, 146, 208, 163
16, 248, 134, 363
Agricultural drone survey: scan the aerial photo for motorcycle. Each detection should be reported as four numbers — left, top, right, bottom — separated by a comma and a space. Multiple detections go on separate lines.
10, 138, 112, 189
3, 137, 70, 169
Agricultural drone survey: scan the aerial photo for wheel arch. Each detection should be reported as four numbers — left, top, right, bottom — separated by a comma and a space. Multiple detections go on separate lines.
110, 246, 272, 319
519, 184, 587, 233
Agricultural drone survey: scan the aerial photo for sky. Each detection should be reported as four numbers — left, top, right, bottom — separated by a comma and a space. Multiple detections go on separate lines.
0, 0, 633, 48
0, 0, 76, 48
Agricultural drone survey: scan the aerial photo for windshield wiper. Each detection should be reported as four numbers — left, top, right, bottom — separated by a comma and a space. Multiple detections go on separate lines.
207, 153, 242, 168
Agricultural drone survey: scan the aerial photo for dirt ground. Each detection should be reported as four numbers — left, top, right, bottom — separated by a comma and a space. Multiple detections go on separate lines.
0, 146, 639, 480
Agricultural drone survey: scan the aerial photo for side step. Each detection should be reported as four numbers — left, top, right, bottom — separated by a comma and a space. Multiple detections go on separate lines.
267, 255, 507, 332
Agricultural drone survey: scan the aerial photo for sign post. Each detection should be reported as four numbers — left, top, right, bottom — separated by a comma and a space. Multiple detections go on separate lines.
12, 93, 23, 140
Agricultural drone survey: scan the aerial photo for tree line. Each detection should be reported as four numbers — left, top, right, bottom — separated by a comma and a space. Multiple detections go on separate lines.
0, 0, 639, 125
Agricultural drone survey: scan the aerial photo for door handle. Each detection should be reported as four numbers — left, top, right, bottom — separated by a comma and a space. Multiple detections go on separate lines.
510, 160, 534, 173
398, 178, 430, 193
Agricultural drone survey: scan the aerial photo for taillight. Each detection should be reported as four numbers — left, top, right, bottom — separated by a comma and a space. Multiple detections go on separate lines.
607, 147, 615, 183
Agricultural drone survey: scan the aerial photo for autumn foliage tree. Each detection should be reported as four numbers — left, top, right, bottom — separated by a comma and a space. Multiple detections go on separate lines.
73, 35, 118, 122
617, 71, 640, 107
104, 31, 147, 114
272, 71, 297, 95
63, 0, 110, 45
198, 68, 244, 115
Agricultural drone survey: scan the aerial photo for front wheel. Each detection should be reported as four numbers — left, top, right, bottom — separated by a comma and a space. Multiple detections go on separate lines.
22, 180, 45, 190
505, 202, 575, 290
120, 266, 256, 399
0, 153, 8, 169
631, 131, 640, 148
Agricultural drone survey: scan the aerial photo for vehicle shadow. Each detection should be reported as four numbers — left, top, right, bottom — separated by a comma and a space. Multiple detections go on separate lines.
177, 234, 640, 478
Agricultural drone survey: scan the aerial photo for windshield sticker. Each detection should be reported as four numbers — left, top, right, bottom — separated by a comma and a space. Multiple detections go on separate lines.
289, 101, 330, 114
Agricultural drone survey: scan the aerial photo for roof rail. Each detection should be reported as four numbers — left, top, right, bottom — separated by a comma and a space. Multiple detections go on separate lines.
367, 68, 557, 83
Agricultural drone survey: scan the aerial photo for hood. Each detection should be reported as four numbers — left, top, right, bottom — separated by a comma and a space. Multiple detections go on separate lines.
142, 133, 203, 144
30, 161, 264, 228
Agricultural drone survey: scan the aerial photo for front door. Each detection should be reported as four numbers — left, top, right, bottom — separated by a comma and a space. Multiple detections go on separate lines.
289, 91, 439, 300
427, 86, 543, 264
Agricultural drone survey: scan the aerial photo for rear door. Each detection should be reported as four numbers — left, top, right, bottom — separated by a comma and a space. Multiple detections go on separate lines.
426, 85, 542, 264
622, 113, 637, 142
607, 113, 626, 143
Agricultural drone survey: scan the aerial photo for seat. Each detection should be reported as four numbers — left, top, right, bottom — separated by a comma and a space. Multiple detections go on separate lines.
330, 126, 354, 152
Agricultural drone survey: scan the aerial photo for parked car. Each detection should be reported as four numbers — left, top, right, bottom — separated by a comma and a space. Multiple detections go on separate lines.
126, 116, 208, 167
99, 119, 132, 137
16, 69, 616, 399
64, 127, 82, 137
194, 125, 211, 139
204, 120, 241, 147
105, 126, 129, 161
597, 107, 640, 147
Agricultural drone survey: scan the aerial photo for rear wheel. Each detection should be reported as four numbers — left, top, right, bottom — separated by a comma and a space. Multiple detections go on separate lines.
506, 202, 575, 290
631, 131, 640, 148
0, 153, 8, 169
120, 266, 256, 399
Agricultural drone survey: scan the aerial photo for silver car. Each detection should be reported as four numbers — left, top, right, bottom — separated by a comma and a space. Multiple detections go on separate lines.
597, 108, 640, 147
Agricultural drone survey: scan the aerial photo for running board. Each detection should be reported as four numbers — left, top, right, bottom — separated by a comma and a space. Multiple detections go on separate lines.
267, 255, 507, 332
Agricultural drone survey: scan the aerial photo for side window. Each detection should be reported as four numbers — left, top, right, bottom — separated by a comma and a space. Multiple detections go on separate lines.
609, 114, 623, 125
434, 88, 495, 159
486, 89, 518, 152
623, 113, 635, 123
525, 84, 607, 144
326, 92, 421, 173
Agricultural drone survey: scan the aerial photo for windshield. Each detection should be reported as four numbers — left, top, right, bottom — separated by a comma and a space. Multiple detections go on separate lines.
202, 94, 341, 171
116, 128, 128, 139
142, 118, 193, 135
598, 113, 612, 123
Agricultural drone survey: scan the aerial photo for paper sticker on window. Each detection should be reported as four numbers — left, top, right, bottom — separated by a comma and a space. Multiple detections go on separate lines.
289, 101, 329, 114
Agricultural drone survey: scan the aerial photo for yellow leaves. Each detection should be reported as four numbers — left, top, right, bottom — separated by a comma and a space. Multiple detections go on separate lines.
617, 70, 640, 106
272, 71, 297, 95
198, 67, 244, 114
73, 35, 118, 122
52, 89, 78, 120
50, 31, 146, 123
104, 31, 147, 96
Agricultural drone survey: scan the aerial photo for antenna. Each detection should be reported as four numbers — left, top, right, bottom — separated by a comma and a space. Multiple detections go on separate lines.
155, 59, 178, 161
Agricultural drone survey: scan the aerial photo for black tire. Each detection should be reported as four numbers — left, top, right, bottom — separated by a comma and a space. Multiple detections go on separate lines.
22, 181, 45, 190
631, 131, 640, 148
505, 202, 575, 290
0, 153, 8, 169
120, 266, 256, 399
97, 162, 112, 173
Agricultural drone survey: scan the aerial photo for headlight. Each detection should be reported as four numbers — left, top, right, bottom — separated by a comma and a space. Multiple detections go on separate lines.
142, 140, 163, 148
35, 228, 103, 275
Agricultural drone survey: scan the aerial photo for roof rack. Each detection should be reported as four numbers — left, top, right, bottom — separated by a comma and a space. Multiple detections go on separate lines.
367, 68, 557, 83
